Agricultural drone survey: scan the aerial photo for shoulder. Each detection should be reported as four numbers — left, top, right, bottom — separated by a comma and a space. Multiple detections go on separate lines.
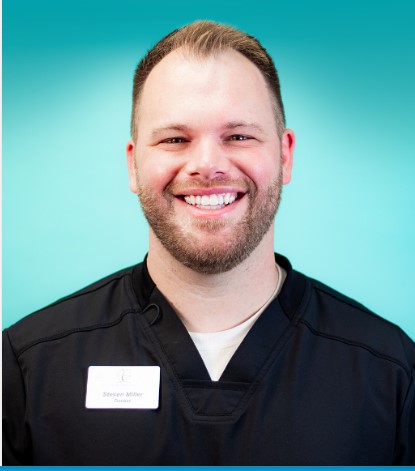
303, 274, 415, 375
277, 254, 415, 376
4, 265, 142, 358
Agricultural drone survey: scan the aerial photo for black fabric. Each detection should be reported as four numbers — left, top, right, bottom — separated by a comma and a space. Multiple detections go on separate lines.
2, 254, 415, 465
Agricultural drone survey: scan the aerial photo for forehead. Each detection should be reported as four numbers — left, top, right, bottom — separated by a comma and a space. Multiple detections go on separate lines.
136, 48, 276, 131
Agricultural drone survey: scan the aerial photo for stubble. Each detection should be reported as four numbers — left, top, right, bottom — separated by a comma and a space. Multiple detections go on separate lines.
136, 168, 282, 274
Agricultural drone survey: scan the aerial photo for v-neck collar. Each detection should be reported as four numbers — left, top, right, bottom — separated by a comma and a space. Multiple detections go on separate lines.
132, 254, 308, 385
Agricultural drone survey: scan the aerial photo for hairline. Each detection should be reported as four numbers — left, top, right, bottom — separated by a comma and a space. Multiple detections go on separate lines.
131, 47, 284, 141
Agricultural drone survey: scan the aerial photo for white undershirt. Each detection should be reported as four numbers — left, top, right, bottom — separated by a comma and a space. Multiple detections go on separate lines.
188, 264, 287, 381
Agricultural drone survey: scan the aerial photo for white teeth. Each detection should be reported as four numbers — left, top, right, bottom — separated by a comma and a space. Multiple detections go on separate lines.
201, 195, 210, 205
209, 194, 218, 205
183, 192, 238, 209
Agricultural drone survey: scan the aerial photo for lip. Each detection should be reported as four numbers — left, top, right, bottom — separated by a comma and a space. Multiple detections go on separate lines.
173, 186, 247, 197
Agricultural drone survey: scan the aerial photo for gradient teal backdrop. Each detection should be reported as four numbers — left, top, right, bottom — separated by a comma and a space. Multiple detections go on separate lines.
3, 0, 414, 340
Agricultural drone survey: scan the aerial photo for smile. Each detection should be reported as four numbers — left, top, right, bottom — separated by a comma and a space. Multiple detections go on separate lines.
183, 192, 238, 210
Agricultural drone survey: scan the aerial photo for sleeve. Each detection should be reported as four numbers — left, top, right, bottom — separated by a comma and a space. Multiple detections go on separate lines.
394, 366, 415, 465
2, 329, 32, 465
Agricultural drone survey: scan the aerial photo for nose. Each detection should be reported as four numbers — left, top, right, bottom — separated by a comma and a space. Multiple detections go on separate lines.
184, 138, 231, 179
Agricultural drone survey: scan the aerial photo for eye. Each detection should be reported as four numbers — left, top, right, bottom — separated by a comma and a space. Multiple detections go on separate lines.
227, 134, 252, 141
160, 137, 188, 144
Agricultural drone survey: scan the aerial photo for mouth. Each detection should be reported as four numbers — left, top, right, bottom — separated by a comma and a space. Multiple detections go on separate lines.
181, 192, 242, 210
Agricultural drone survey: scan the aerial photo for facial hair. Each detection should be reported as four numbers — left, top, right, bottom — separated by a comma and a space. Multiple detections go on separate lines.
136, 168, 282, 275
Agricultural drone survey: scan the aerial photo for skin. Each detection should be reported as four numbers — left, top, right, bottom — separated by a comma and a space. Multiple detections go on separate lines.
126, 48, 295, 332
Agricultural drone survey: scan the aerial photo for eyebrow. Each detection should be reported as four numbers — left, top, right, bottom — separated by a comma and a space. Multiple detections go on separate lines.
150, 121, 266, 139
224, 121, 266, 134
225, 121, 265, 134
151, 124, 190, 140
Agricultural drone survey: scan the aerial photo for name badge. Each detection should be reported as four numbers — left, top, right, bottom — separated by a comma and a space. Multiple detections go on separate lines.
85, 366, 160, 409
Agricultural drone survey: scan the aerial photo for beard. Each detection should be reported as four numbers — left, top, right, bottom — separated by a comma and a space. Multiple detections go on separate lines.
137, 172, 282, 274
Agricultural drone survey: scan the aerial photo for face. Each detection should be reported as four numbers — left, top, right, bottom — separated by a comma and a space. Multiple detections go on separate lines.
127, 48, 294, 274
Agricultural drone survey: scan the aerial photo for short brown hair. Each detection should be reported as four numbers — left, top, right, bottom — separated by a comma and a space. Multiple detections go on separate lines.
131, 20, 286, 139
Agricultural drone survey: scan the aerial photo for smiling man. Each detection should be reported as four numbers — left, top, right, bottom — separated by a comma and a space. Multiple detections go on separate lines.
3, 21, 415, 465
126, 44, 294, 334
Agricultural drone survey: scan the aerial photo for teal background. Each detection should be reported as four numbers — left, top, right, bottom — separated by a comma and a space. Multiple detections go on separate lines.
3, 0, 414, 340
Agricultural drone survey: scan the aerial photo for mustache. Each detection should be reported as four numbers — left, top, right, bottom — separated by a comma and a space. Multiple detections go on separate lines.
165, 177, 251, 194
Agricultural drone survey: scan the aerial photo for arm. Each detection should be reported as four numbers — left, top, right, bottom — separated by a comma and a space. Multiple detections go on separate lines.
394, 367, 415, 464
2, 330, 32, 465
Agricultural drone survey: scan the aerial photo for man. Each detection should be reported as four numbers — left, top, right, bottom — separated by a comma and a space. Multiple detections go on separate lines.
3, 21, 414, 465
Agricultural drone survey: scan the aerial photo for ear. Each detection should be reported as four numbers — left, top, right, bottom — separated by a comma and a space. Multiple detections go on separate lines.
281, 129, 295, 184
126, 140, 138, 193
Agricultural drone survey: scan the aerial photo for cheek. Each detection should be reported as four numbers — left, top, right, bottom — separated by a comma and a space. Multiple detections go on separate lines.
237, 156, 280, 191
137, 153, 182, 190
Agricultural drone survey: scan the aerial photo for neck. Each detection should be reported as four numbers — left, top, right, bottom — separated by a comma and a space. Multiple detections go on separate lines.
146, 228, 279, 333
